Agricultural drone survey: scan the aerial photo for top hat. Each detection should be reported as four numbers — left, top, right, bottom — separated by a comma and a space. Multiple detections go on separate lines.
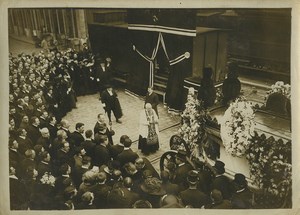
187, 170, 199, 184
233, 173, 247, 187
213, 160, 225, 174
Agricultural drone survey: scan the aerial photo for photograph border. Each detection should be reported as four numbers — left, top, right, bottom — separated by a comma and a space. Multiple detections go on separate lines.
1, 0, 299, 214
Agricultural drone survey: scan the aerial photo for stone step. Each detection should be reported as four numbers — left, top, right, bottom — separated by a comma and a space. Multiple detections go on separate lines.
153, 82, 167, 89
155, 74, 168, 82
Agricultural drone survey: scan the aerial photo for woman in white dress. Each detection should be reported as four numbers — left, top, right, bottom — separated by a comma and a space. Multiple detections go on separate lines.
138, 103, 159, 155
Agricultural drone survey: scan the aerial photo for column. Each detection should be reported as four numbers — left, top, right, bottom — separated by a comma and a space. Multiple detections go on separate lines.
75, 9, 88, 42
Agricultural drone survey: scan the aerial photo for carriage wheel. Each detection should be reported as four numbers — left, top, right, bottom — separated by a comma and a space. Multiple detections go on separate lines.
159, 150, 178, 171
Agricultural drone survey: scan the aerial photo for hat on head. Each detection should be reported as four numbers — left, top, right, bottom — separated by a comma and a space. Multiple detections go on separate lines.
187, 170, 199, 184
233, 173, 247, 187
213, 160, 225, 174
176, 150, 187, 161
140, 177, 166, 196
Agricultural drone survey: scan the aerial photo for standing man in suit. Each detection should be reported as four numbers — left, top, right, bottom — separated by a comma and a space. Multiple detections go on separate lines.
211, 160, 232, 200
109, 135, 128, 159
179, 170, 211, 208
101, 85, 123, 124
94, 113, 114, 145
116, 138, 139, 168
145, 87, 159, 117
70, 123, 85, 147
26, 116, 41, 145
231, 173, 254, 209
81, 130, 96, 158
93, 134, 111, 167
95, 58, 112, 93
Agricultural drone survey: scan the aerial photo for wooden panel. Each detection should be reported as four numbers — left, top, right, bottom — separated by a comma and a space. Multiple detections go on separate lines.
204, 32, 218, 78
192, 34, 205, 77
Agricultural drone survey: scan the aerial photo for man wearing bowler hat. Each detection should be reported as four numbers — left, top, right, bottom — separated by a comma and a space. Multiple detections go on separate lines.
231, 173, 254, 209
211, 160, 232, 200
179, 170, 211, 208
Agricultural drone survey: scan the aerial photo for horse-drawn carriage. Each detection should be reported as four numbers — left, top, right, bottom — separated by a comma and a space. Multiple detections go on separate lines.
159, 90, 292, 208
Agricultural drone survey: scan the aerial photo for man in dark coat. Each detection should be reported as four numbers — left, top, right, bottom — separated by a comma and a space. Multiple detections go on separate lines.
36, 127, 51, 151
20, 149, 36, 178
69, 122, 85, 147
145, 87, 159, 117
55, 164, 74, 193
222, 63, 241, 105
93, 134, 111, 167
116, 138, 139, 168
91, 172, 112, 208
9, 167, 28, 210
119, 177, 141, 208
81, 130, 96, 158
16, 128, 33, 156
101, 85, 123, 123
109, 135, 127, 159
197, 67, 216, 109
179, 170, 211, 208
26, 116, 41, 145
231, 173, 254, 209
95, 58, 113, 93
9, 139, 22, 171
94, 113, 114, 144
172, 150, 193, 191
56, 142, 72, 167
72, 156, 92, 188
47, 115, 58, 141
37, 151, 52, 177
211, 160, 232, 200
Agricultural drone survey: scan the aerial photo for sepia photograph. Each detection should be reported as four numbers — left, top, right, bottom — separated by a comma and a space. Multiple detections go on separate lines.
1, 0, 299, 214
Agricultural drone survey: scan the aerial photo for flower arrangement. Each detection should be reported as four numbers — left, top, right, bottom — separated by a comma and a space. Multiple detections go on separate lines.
246, 132, 292, 207
178, 87, 207, 158
265, 81, 291, 101
40, 172, 56, 187
220, 97, 255, 157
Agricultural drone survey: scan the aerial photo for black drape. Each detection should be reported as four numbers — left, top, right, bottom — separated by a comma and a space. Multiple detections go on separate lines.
163, 33, 193, 111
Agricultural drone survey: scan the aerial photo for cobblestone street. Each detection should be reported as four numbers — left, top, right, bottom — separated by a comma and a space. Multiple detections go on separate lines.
63, 90, 181, 170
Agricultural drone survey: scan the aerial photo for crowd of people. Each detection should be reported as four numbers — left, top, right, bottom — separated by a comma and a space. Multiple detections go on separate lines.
8, 47, 253, 210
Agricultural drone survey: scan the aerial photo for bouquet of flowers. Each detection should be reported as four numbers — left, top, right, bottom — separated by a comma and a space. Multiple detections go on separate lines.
220, 97, 255, 157
265, 81, 291, 101
178, 87, 207, 158
40, 172, 56, 187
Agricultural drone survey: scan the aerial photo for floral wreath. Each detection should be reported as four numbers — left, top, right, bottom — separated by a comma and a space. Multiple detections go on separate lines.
220, 97, 255, 157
